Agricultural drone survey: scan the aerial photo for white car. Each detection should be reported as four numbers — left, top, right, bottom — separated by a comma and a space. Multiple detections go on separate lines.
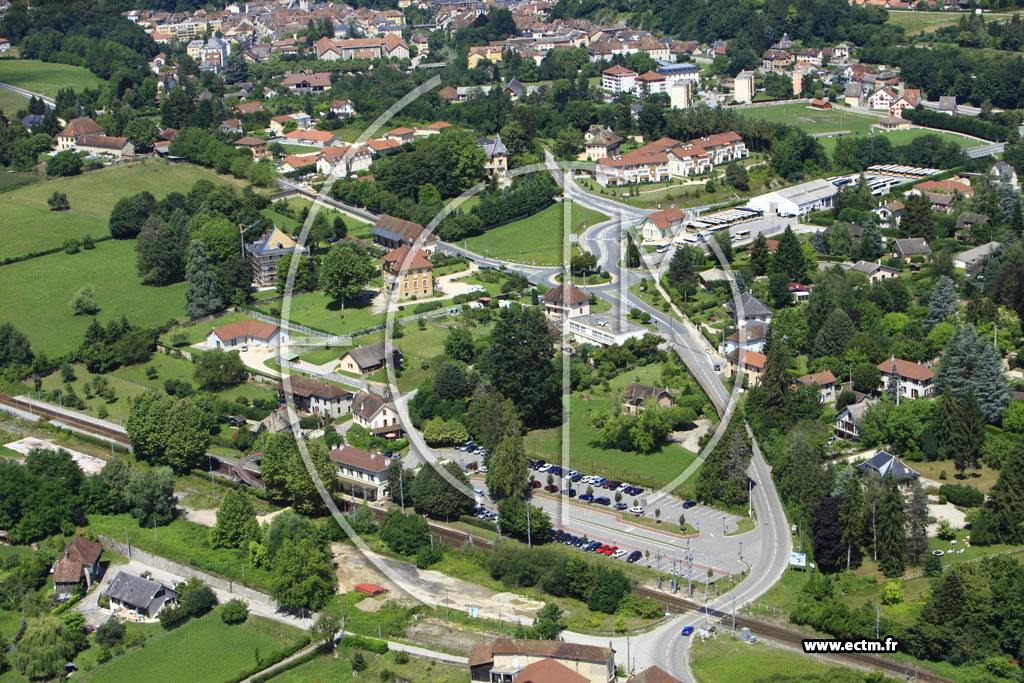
478, 465, 488, 473
612, 549, 628, 559
537, 464, 551, 472
629, 506, 645, 515
617, 482, 631, 492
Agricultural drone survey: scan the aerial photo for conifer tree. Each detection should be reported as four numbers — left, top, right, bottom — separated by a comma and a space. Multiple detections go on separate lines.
184, 241, 223, 318
905, 478, 930, 564
876, 474, 907, 578
973, 343, 1010, 424
838, 474, 864, 571
924, 276, 956, 330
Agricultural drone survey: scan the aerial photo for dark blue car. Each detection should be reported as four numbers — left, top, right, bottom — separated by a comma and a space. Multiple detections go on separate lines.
681, 626, 694, 636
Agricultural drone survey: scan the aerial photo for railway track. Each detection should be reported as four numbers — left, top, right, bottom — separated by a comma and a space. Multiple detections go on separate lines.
0, 394, 263, 486
0, 394, 954, 681
636, 587, 954, 683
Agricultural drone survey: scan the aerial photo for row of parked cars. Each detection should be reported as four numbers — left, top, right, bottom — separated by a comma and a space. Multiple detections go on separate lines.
528, 459, 646, 497
551, 529, 643, 563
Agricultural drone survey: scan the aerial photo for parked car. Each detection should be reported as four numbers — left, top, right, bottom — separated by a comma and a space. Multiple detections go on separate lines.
594, 497, 611, 506
614, 502, 627, 510
565, 488, 577, 498
626, 550, 643, 563
530, 480, 541, 488
570, 473, 583, 482
682, 500, 697, 509
579, 493, 594, 503
681, 626, 694, 636
544, 484, 559, 493
477, 465, 488, 473
612, 549, 628, 559
603, 546, 617, 556
573, 537, 585, 547
629, 506, 645, 514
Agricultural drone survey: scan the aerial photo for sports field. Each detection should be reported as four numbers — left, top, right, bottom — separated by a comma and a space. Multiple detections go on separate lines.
816, 127, 979, 155
0, 59, 105, 97
462, 202, 609, 266
0, 159, 249, 260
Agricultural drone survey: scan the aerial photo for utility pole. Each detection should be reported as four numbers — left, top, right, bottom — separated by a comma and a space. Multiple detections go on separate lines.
876, 606, 880, 640
657, 552, 662, 589
732, 597, 736, 634
399, 466, 405, 509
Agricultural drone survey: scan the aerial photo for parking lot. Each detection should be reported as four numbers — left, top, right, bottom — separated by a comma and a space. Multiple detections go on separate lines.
427, 444, 749, 580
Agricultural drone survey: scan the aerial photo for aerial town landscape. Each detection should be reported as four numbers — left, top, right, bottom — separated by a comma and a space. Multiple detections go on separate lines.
2, 0, 1024, 680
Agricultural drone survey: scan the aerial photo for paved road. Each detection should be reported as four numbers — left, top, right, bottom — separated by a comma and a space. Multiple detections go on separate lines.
441, 162, 792, 679
964, 142, 1005, 159
0, 81, 55, 108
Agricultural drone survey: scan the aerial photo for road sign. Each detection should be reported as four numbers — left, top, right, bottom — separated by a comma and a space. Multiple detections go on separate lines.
789, 552, 807, 567
469, 607, 479, 618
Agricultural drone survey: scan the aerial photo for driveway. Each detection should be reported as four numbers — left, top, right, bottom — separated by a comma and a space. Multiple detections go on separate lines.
77, 559, 314, 630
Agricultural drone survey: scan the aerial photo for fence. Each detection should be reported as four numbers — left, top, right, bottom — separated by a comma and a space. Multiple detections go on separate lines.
98, 534, 277, 607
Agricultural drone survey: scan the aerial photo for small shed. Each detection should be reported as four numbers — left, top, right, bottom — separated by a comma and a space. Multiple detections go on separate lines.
354, 583, 387, 596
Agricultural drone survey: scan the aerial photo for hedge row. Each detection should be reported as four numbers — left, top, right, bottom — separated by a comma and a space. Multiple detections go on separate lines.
339, 634, 389, 654
939, 484, 985, 508
225, 633, 312, 683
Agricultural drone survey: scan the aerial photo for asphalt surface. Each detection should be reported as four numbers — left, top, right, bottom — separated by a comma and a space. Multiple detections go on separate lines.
426, 157, 794, 680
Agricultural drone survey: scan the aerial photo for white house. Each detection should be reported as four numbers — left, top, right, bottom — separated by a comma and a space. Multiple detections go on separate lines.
329, 446, 391, 501
206, 320, 288, 349
351, 390, 403, 438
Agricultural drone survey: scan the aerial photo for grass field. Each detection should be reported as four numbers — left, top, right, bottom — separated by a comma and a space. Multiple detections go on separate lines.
0, 87, 30, 117
462, 202, 608, 266
87, 513, 275, 592
816, 128, 980, 156
741, 102, 878, 135
261, 197, 372, 238
258, 291, 386, 337
523, 364, 702, 495
0, 59, 105, 97
268, 647, 470, 683
0, 238, 187, 356
885, 9, 971, 34
82, 606, 303, 683
36, 352, 279, 423
0, 159, 250, 259
690, 635, 867, 683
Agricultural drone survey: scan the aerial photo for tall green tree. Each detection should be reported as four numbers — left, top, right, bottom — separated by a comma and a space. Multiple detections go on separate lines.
973, 343, 1010, 424
925, 276, 957, 330
838, 475, 864, 571
210, 488, 260, 549
972, 442, 1024, 545
771, 226, 806, 282
270, 536, 335, 614
444, 327, 476, 364
468, 387, 522, 452
876, 474, 907, 578
750, 233, 770, 276
109, 190, 156, 239
318, 241, 374, 306
899, 193, 934, 241
136, 212, 187, 285
184, 241, 224, 318
411, 461, 474, 520
486, 435, 529, 500
813, 308, 855, 359
127, 467, 176, 527
17, 617, 76, 680
478, 306, 559, 427
164, 398, 211, 473
905, 478, 930, 565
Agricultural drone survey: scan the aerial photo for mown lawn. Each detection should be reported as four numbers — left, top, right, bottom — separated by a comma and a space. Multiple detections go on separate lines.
0, 87, 31, 117
81, 606, 303, 683
257, 292, 386, 337
816, 128, 979, 156
0, 59, 105, 97
0, 159, 250, 259
523, 364, 702, 494
691, 635, 867, 683
462, 202, 608, 266
0, 239, 187, 356
885, 9, 970, 34
393, 318, 492, 392
740, 103, 878, 136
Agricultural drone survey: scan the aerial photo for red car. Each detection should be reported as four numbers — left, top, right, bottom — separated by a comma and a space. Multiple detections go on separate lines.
531, 480, 541, 488
544, 484, 559, 493
604, 546, 617, 555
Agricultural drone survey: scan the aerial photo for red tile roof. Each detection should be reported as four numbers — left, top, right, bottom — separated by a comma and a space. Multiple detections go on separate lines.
512, 659, 588, 683
329, 445, 391, 473
382, 245, 433, 272
877, 357, 934, 382
543, 283, 589, 305
212, 319, 280, 342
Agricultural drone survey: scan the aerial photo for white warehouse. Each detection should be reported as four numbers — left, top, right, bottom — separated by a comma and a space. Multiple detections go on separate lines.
746, 178, 838, 217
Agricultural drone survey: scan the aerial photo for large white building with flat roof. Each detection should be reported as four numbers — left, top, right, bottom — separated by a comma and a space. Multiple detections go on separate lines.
746, 178, 838, 217
567, 314, 651, 348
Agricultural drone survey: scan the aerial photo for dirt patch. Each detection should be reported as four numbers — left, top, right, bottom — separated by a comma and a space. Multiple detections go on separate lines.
672, 418, 713, 453
5, 436, 106, 475
330, 542, 543, 625
355, 596, 386, 612
405, 618, 494, 655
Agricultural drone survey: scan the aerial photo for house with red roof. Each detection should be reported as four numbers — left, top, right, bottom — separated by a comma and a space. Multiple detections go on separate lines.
52, 537, 104, 599
206, 319, 287, 349
381, 245, 435, 299
469, 638, 614, 683
878, 357, 934, 400
329, 445, 392, 501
